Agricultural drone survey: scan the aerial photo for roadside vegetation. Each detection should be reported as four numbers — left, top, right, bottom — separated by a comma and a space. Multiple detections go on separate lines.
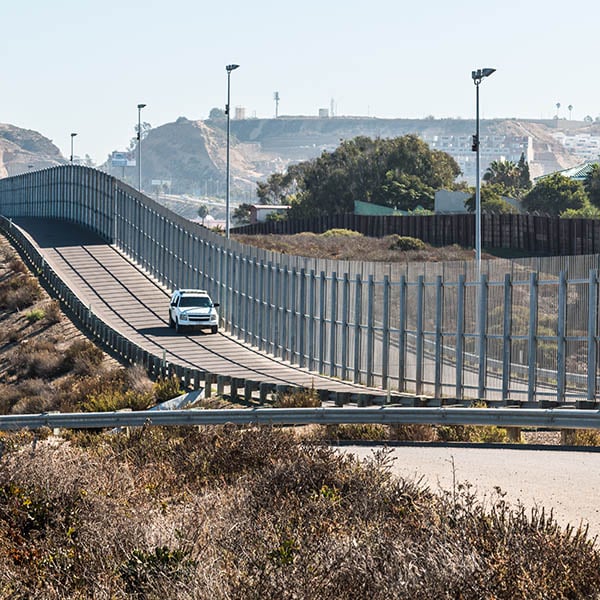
2, 236, 600, 597
234, 230, 480, 262
1, 425, 599, 599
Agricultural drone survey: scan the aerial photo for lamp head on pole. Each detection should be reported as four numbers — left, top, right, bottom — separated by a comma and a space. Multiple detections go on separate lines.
70, 132, 77, 139
137, 103, 146, 110
472, 67, 496, 85
226, 64, 240, 73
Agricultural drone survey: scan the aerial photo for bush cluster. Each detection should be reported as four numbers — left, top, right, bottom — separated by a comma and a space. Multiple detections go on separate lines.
0, 427, 598, 599
388, 234, 427, 251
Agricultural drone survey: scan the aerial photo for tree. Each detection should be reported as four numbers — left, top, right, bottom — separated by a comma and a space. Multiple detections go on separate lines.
197, 204, 209, 225
128, 122, 152, 151
208, 107, 226, 120
483, 160, 519, 188
259, 135, 461, 220
584, 163, 600, 208
517, 153, 532, 192
483, 155, 531, 196
464, 183, 517, 214
232, 203, 252, 225
561, 203, 600, 219
522, 173, 588, 216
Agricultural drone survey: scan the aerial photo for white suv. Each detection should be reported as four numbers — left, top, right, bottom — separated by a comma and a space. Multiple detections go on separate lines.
168, 289, 220, 334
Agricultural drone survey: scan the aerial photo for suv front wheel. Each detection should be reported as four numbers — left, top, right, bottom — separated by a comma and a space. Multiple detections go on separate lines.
175, 318, 185, 334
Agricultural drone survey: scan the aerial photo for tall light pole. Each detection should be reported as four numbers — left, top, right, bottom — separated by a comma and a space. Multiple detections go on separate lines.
137, 103, 146, 191
70, 132, 77, 164
225, 63, 239, 239
471, 67, 495, 275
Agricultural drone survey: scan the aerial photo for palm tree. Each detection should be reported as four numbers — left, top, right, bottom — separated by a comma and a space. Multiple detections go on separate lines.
197, 204, 209, 226
568, 104, 573, 120
483, 159, 519, 189
556, 102, 561, 118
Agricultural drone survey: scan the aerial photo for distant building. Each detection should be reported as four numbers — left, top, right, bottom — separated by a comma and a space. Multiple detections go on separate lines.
249, 204, 290, 224
234, 107, 246, 120
318, 108, 329, 118
422, 133, 532, 185
534, 160, 598, 183
552, 132, 600, 161
434, 190, 470, 213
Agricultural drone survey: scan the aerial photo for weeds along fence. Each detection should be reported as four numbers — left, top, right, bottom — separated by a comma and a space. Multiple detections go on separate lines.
2, 166, 600, 406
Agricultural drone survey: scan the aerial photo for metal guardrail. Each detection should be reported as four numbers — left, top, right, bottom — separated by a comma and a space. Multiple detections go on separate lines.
1, 407, 599, 431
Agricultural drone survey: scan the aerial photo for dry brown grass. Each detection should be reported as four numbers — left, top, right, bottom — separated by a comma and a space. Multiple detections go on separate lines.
233, 230, 479, 262
0, 426, 598, 599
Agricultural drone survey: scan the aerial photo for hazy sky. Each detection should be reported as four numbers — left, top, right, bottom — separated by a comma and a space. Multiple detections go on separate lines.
1, 0, 598, 163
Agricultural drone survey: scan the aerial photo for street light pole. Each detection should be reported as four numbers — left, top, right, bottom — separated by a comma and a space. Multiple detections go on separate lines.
137, 103, 146, 191
225, 63, 239, 239
70, 132, 77, 164
471, 67, 495, 276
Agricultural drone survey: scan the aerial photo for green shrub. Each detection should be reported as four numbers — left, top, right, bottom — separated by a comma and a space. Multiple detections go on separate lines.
570, 429, 600, 446
119, 546, 196, 595
153, 375, 183, 403
24, 308, 45, 323
388, 235, 426, 251
437, 424, 509, 443
0, 275, 42, 310
83, 388, 152, 412
324, 423, 391, 441
273, 387, 321, 408
320, 228, 363, 238
63, 340, 104, 376
43, 299, 62, 324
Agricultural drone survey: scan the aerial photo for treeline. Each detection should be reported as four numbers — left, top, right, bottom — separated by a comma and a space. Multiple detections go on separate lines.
234, 134, 600, 224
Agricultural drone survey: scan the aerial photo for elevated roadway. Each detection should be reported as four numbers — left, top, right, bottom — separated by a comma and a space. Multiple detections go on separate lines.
11, 218, 396, 401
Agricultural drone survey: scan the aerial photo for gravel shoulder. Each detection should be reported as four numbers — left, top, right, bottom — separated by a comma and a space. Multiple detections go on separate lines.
342, 444, 600, 541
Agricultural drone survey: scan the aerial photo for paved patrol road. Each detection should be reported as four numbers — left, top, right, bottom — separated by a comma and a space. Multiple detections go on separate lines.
11, 217, 387, 395
343, 444, 600, 540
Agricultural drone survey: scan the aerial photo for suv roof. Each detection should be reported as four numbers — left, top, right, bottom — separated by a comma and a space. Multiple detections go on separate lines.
174, 289, 209, 295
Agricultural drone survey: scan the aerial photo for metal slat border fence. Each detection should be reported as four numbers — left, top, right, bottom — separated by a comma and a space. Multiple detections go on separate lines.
1, 166, 600, 407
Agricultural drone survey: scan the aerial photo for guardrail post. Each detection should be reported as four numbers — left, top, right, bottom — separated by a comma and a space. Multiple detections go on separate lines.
259, 382, 274, 404
204, 373, 214, 398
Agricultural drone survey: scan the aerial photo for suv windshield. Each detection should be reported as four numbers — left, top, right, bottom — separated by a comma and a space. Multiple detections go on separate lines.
180, 296, 211, 308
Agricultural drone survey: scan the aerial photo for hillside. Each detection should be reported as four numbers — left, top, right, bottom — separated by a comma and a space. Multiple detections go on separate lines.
119, 117, 588, 200
0, 123, 65, 177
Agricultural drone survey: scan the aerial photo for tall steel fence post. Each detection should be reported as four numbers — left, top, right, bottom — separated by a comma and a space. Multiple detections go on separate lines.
501, 273, 513, 403
557, 271, 567, 403
588, 269, 598, 403
455, 274, 465, 399
434, 275, 443, 400
527, 272, 539, 404
477, 273, 489, 400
